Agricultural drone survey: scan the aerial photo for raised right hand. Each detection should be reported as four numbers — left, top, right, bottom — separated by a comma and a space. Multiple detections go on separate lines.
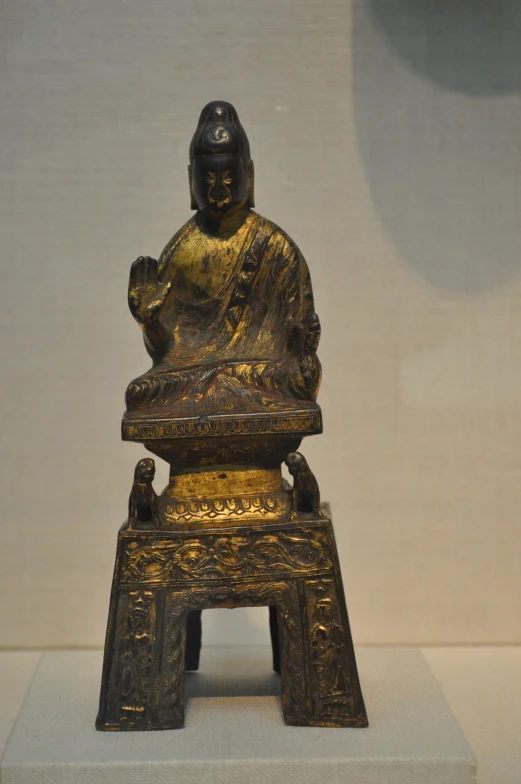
128, 256, 172, 327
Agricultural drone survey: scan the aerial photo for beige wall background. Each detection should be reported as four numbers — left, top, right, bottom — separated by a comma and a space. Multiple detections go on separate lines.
1, 0, 520, 649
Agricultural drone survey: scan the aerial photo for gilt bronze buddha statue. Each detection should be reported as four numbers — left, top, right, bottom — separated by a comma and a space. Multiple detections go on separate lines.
96, 102, 367, 731
125, 100, 321, 419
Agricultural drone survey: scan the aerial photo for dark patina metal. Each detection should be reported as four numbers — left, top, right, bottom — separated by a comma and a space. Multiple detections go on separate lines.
96, 101, 367, 730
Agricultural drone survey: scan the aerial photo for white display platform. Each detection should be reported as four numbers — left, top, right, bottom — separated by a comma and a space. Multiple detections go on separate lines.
425, 648, 521, 784
1, 647, 475, 784
0, 652, 41, 758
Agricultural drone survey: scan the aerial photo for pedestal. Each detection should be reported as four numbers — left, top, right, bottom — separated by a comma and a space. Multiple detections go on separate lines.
96, 506, 367, 729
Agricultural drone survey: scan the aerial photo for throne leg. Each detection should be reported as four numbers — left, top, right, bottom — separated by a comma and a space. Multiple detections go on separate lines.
96, 577, 189, 731
269, 606, 281, 674
281, 571, 367, 728
276, 519, 367, 728
186, 609, 202, 671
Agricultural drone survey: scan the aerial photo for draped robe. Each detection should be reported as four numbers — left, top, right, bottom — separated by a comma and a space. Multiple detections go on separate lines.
125, 211, 321, 418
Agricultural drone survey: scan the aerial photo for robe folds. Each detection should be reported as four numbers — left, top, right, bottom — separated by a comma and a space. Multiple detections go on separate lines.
125, 211, 321, 418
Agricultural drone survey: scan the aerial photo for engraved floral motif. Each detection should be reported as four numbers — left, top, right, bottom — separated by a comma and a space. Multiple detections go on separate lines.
123, 409, 322, 441
121, 529, 332, 584
162, 491, 290, 523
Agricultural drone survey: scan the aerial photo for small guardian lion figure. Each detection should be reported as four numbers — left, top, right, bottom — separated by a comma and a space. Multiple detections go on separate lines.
285, 451, 320, 517
128, 458, 158, 527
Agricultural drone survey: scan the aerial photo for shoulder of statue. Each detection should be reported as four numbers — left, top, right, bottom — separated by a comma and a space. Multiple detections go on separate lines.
253, 214, 306, 266
256, 218, 307, 270
157, 217, 196, 274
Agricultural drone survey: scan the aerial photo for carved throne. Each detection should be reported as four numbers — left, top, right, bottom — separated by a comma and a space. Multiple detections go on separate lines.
96, 409, 368, 730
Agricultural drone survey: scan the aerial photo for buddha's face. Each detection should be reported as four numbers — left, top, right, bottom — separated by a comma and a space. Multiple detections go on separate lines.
191, 153, 250, 213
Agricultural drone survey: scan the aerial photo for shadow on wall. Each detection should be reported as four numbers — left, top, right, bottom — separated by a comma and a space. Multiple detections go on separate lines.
352, 0, 521, 294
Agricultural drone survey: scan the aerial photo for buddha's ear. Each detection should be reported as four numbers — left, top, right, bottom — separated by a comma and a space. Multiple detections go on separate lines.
188, 164, 198, 211
247, 159, 255, 208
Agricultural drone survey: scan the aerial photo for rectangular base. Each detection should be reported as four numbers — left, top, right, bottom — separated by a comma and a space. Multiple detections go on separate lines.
97, 512, 368, 729
2, 647, 475, 784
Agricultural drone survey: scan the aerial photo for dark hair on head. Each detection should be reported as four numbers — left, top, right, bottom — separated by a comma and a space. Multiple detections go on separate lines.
189, 101, 251, 164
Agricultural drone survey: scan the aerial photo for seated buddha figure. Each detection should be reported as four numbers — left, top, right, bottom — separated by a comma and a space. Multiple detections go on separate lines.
125, 101, 321, 421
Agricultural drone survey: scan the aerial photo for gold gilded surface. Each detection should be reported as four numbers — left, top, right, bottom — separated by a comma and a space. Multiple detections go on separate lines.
97, 514, 368, 730
119, 521, 333, 584
160, 494, 292, 526
97, 101, 367, 731
124, 208, 322, 420
122, 408, 322, 443
168, 467, 282, 497
159, 465, 291, 525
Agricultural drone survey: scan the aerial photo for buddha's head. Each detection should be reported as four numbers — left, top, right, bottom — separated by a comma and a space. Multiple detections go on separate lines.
189, 101, 254, 213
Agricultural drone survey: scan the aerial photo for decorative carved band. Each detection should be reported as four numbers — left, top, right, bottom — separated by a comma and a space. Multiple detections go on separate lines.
161, 491, 291, 524
120, 528, 333, 584
122, 408, 322, 441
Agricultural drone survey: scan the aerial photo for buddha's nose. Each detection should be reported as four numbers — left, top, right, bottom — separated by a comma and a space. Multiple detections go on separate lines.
213, 183, 230, 204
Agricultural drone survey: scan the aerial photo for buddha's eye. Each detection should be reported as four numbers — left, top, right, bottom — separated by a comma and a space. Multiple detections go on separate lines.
205, 172, 217, 185
222, 171, 232, 186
